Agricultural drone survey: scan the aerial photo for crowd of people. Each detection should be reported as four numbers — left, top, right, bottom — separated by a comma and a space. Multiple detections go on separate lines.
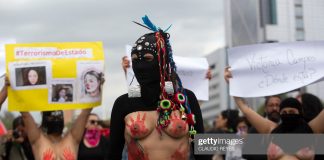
0, 17, 323, 160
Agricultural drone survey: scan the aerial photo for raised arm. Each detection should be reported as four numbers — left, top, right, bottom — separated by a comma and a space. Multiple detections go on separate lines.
309, 110, 324, 133
21, 112, 41, 144
225, 67, 276, 133
122, 56, 130, 76
70, 108, 92, 144
234, 97, 276, 133
0, 76, 9, 109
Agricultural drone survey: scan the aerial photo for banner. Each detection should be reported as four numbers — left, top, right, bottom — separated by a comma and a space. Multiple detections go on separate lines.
6, 42, 105, 111
228, 41, 324, 97
125, 45, 209, 100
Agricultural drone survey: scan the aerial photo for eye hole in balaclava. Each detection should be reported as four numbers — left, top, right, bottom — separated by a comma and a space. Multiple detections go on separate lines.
131, 33, 160, 86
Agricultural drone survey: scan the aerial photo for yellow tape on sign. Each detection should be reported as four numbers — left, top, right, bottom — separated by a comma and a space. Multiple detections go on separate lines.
5, 42, 105, 111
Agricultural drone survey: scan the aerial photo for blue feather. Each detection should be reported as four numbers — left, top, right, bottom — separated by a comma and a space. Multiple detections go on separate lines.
164, 24, 172, 32
142, 15, 158, 32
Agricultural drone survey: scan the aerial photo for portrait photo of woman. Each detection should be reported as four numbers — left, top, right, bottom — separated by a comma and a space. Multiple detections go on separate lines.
15, 66, 47, 87
51, 84, 73, 103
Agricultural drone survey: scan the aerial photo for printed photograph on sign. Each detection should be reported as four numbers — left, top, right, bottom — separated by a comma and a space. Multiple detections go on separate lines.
8, 61, 52, 90
16, 67, 47, 86
51, 84, 74, 103
77, 61, 104, 103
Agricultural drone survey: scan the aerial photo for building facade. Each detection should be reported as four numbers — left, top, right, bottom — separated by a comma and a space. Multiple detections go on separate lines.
201, 0, 324, 125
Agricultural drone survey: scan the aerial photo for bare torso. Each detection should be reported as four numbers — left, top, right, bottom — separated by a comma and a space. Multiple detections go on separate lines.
32, 132, 78, 160
124, 110, 190, 160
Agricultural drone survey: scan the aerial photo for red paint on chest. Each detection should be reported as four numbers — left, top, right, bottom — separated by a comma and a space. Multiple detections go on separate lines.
127, 139, 149, 160
43, 148, 54, 160
63, 148, 75, 160
171, 143, 188, 160
170, 113, 187, 135
126, 112, 149, 137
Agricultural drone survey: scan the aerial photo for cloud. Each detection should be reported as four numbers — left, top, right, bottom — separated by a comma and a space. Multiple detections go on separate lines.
0, 0, 224, 119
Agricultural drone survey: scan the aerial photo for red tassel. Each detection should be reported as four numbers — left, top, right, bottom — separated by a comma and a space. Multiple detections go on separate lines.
187, 114, 196, 125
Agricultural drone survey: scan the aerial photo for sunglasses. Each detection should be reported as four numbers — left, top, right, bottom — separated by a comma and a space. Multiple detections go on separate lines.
89, 120, 99, 125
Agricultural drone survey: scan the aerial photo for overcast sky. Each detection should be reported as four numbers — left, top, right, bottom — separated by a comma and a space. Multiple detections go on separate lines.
0, 0, 225, 120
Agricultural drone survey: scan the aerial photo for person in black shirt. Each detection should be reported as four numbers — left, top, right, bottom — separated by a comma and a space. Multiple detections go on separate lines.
78, 113, 109, 160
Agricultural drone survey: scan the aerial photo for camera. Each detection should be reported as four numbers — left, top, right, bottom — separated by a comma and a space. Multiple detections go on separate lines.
12, 130, 21, 139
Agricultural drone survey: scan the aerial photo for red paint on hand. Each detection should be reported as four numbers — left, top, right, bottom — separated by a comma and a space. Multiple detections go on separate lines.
43, 148, 54, 160
169, 113, 187, 137
126, 112, 149, 137
63, 148, 75, 160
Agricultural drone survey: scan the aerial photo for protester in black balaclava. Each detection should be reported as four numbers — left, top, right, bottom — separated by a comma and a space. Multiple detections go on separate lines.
41, 110, 64, 135
108, 16, 206, 160
269, 98, 315, 157
131, 32, 161, 107
2, 74, 95, 159
271, 98, 312, 133
225, 67, 324, 159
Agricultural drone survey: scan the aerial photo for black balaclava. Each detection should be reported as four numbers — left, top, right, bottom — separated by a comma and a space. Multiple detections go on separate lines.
131, 32, 161, 106
41, 110, 64, 135
271, 98, 313, 154
279, 97, 303, 114
272, 98, 312, 133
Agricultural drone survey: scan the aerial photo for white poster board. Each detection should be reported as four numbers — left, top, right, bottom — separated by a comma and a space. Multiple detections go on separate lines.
228, 41, 324, 97
125, 45, 209, 100
0, 39, 15, 78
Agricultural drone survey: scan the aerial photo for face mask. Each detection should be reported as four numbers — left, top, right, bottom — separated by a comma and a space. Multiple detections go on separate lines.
46, 120, 64, 135
131, 33, 160, 85
42, 110, 64, 135
280, 114, 303, 127
85, 129, 101, 146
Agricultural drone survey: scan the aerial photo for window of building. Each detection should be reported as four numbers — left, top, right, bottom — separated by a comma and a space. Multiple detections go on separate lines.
269, 0, 277, 24
296, 30, 304, 41
295, 6, 303, 17
295, 0, 302, 6
295, 18, 304, 29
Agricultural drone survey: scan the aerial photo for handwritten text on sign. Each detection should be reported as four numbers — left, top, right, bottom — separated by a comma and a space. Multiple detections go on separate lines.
228, 41, 324, 97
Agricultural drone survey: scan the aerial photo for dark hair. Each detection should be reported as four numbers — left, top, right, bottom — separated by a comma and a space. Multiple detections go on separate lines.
13, 116, 24, 129
301, 93, 323, 122
41, 110, 64, 129
55, 87, 66, 98
53, 86, 72, 102
264, 95, 281, 107
220, 109, 239, 133
236, 116, 251, 128
22, 67, 46, 85
83, 70, 102, 94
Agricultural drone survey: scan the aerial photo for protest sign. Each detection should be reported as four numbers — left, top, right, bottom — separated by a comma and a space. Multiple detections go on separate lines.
6, 42, 105, 111
228, 41, 324, 97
